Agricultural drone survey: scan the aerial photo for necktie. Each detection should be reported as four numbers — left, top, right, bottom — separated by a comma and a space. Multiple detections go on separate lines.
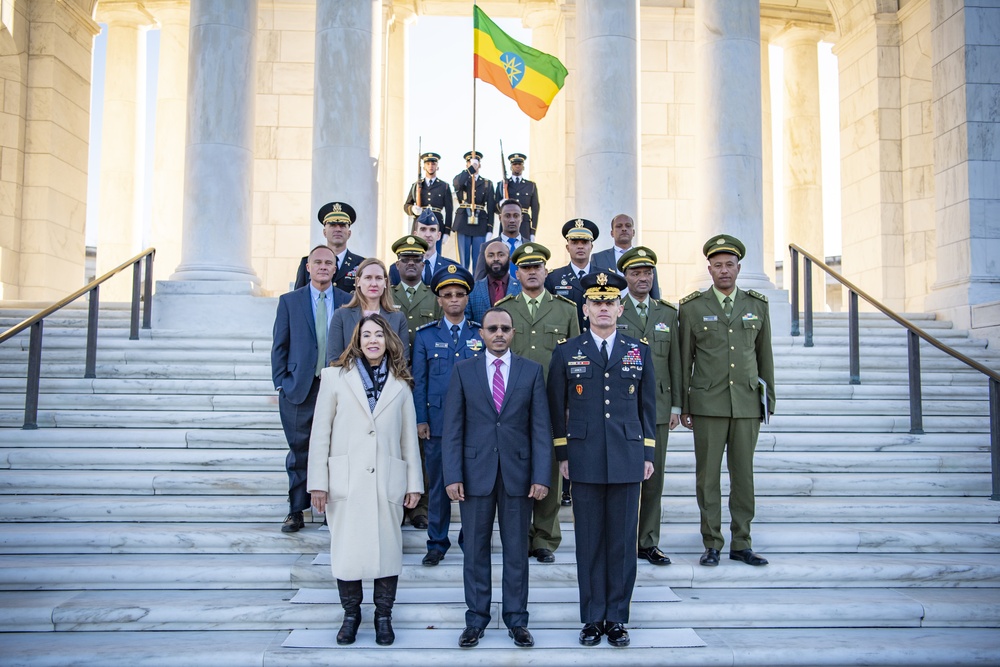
723, 295, 733, 319
492, 358, 505, 413
507, 238, 518, 277
638, 302, 648, 327
451, 324, 460, 345
423, 260, 431, 284
601, 340, 609, 365
315, 292, 328, 376
577, 269, 585, 279
405, 286, 415, 302
528, 298, 537, 319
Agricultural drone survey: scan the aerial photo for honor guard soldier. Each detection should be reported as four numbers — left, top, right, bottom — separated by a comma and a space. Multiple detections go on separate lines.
294, 202, 365, 293
495, 153, 540, 241
616, 247, 681, 566
495, 243, 580, 563
678, 235, 775, 568
404, 152, 454, 255
545, 218, 600, 334
412, 265, 484, 567
453, 150, 496, 270
390, 234, 441, 349
547, 271, 656, 648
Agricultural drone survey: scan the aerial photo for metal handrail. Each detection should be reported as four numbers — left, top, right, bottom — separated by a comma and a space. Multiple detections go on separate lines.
788, 243, 1000, 500
0, 247, 155, 429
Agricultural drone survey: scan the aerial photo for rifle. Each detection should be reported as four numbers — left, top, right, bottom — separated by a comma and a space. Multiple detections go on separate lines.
500, 139, 509, 200
415, 136, 423, 208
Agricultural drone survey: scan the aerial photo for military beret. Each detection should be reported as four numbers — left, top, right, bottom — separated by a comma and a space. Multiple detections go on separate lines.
581, 271, 627, 301
561, 218, 600, 241
463, 150, 484, 161
431, 264, 474, 294
317, 201, 356, 226
618, 246, 657, 272
703, 234, 745, 260
511, 243, 550, 267
391, 235, 429, 257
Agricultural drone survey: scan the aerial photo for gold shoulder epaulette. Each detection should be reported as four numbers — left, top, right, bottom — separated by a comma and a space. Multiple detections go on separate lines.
680, 291, 702, 305
495, 294, 515, 306
554, 294, 577, 307
556, 338, 567, 345
658, 298, 678, 310
747, 289, 768, 302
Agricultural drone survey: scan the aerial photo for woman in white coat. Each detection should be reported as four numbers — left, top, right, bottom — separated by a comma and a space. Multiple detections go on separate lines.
325, 258, 410, 364
308, 313, 423, 646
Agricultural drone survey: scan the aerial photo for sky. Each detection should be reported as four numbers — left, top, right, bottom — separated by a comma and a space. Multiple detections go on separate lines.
85, 15, 841, 259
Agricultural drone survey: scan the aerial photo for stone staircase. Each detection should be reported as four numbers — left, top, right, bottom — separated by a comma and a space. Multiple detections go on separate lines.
1, 299, 999, 666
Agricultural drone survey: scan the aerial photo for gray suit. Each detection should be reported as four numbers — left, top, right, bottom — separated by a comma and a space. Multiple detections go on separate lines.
441, 353, 551, 630
325, 306, 409, 365
592, 247, 661, 300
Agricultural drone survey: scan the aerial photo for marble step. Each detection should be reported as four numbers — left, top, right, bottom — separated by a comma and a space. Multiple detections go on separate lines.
2, 495, 997, 524
5, 587, 999, 633
1, 427, 988, 452
1, 552, 998, 592
1, 408, 988, 431
1, 448, 987, 474
3, 522, 999, 556
0, 469, 989, 497
1, 628, 998, 667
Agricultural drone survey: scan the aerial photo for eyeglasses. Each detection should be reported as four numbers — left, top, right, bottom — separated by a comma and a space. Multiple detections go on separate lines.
483, 325, 513, 333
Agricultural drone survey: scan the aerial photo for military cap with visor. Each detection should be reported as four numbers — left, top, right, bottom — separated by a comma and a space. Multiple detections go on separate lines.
618, 246, 658, 272
430, 264, 474, 295
581, 271, 627, 301
561, 218, 600, 241
391, 235, 429, 257
703, 234, 745, 260
510, 243, 551, 268
317, 201, 356, 226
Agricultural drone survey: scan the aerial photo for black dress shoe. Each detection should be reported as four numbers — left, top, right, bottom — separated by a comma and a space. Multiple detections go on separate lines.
458, 626, 485, 648
605, 622, 630, 647
422, 549, 444, 566
529, 548, 555, 563
561, 492, 572, 506
508, 626, 534, 647
281, 511, 304, 533
637, 546, 672, 565
699, 547, 720, 566
410, 515, 429, 529
579, 622, 603, 646
730, 548, 769, 566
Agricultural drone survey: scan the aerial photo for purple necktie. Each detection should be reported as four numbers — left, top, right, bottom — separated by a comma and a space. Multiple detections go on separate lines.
492, 358, 505, 413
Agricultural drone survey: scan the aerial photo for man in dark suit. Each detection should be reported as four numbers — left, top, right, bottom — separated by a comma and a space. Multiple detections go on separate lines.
473, 199, 526, 281
452, 151, 495, 270
271, 245, 351, 533
494, 152, 539, 240
466, 239, 521, 323
545, 218, 600, 334
547, 271, 656, 648
412, 265, 484, 566
617, 247, 682, 566
442, 307, 551, 649
404, 151, 454, 255
591, 214, 661, 300
388, 209, 458, 286
293, 202, 365, 292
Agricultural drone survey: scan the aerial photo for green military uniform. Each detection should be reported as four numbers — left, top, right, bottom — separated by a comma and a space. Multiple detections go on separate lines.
496, 243, 580, 555
678, 235, 776, 553
615, 247, 682, 554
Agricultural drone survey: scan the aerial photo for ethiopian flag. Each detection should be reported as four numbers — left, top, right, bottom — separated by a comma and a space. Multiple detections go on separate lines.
473, 6, 567, 121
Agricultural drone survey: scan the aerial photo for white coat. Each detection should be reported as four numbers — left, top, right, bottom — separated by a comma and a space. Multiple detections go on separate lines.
306, 364, 423, 581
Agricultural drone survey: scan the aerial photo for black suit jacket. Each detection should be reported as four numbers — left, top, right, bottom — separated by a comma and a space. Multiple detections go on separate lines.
294, 249, 366, 293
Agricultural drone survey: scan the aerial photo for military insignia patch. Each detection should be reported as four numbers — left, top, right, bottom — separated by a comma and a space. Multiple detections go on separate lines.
467, 339, 483, 350
447, 264, 457, 274
629, 385, 635, 395
655, 322, 669, 332
575, 384, 583, 395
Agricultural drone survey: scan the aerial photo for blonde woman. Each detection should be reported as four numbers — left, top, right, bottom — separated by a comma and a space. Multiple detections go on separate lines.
325, 258, 409, 364
307, 314, 423, 646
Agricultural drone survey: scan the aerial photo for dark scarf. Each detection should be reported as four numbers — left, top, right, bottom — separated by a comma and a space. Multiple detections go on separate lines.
358, 357, 388, 412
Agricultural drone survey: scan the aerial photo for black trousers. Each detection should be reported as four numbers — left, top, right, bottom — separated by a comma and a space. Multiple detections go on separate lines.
278, 376, 320, 513
571, 480, 641, 624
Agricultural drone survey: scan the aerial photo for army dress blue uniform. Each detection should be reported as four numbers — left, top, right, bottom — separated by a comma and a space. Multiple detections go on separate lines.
413, 317, 484, 557
545, 265, 588, 333
547, 331, 656, 626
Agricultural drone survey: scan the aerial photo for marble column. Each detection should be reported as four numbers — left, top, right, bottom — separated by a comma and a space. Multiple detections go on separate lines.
777, 27, 825, 308
95, 2, 155, 300
525, 4, 567, 253
692, 0, 773, 291
312, 0, 381, 255
574, 0, 638, 252
379, 3, 413, 259
147, 1, 189, 292
925, 1, 1000, 334
760, 20, 779, 286
169, 0, 259, 285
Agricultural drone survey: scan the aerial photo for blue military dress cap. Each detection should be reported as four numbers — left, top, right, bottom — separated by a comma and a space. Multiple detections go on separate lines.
420, 152, 441, 163
561, 218, 600, 242
581, 271, 627, 301
703, 234, 746, 260
507, 153, 527, 163
317, 201, 357, 226
463, 150, 484, 161
431, 264, 474, 294
415, 208, 439, 227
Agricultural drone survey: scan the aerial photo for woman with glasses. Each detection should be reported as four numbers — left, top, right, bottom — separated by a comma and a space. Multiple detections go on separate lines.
326, 258, 410, 364
307, 313, 423, 646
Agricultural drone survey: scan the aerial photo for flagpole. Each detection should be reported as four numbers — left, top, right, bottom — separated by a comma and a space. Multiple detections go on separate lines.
471, 0, 477, 159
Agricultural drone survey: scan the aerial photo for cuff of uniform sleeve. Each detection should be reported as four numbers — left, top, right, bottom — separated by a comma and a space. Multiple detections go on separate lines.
644, 438, 656, 448
553, 437, 567, 447
670, 406, 681, 415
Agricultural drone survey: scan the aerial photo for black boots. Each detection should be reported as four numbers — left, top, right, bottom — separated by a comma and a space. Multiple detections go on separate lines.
373, 576, 398, 646
336, 579, 363, 645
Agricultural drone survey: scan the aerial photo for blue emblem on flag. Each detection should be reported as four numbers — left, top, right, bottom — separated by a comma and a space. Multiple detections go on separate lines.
500, 52, 525, 88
